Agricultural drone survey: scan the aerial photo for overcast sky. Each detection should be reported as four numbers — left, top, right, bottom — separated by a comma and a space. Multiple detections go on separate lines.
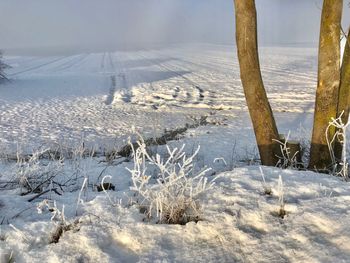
0, 0, 349, 53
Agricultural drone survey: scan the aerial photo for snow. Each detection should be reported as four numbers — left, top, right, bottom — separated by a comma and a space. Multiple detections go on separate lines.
0, 44, 316, 153
1, 166, 350, 262
0, 44, 349, 262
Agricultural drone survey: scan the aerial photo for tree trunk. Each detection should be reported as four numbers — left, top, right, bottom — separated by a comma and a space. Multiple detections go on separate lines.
308, 0, 343, 170
234, 0, 280, 166
334, 29, 350, 161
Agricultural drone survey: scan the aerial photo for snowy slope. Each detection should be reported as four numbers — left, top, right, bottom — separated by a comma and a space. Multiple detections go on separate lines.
1, 166, 349, 262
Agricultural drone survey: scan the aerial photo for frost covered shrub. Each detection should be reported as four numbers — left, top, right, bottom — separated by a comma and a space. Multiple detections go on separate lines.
273, 132, 303, 169
15, 148, 64, 194
127, 137, 215, 224
37, 199, 79, 243
326, 112, 350, 179
2, 142, 97, 194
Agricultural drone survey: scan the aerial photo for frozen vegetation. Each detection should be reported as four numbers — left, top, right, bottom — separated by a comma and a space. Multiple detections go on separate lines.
0, 44, 349, 262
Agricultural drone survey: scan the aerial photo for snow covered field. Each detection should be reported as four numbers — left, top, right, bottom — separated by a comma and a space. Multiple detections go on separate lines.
1, 44, 349, 262
0, 44, 317, 153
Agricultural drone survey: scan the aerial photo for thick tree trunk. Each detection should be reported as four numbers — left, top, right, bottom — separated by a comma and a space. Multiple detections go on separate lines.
234, 0, 280, 166
334, 29, 350, 161
308, 0, 343, 170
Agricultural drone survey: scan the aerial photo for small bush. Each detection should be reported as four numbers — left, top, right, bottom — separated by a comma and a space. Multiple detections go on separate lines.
326, 112, 349, 178
15, 148, 64, 194
273, 132, 303, 169
127, 137, 215, 224
37, 199, 80, 243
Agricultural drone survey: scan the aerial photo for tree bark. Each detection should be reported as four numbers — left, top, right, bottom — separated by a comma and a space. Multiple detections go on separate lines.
334, 28, 350, 161
308, 0, 343, 170
234, 0, 280, 166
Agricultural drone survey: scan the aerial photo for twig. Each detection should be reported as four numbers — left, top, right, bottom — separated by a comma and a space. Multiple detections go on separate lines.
11, 206, 34, 220
28, 188, 61, 202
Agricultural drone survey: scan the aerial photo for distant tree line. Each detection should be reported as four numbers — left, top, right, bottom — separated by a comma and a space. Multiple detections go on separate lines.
0, 51, 9, 81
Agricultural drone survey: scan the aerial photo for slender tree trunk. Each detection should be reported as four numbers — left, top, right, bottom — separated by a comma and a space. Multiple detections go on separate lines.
334, 29, 350, 161
308, 0, 343, 170
234, 0, 280, 166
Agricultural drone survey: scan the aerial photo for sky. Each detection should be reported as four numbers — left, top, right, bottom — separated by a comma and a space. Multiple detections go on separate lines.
0, 0, 349, 54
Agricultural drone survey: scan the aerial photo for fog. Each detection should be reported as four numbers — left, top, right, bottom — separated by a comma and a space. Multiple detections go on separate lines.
0, 0, 349, 54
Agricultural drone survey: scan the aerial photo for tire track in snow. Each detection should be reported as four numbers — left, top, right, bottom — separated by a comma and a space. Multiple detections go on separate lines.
111, 53, 201, 108
149, 50, 316, 111
166, 49, 316, 83
104, 52, 117, 105
43, 54, 82, 72
136, 52, 223, 106
134, 53, 207, 104
8, 56, 69, 76
100, 52, 106, 70
107, 52, 116, 71
131, 51, 311, 112
105, 53, 130, 105
105, 75, 117, 105
112, 53, 131, 103
127, 53, 199, 106
51, 53, 89, 72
